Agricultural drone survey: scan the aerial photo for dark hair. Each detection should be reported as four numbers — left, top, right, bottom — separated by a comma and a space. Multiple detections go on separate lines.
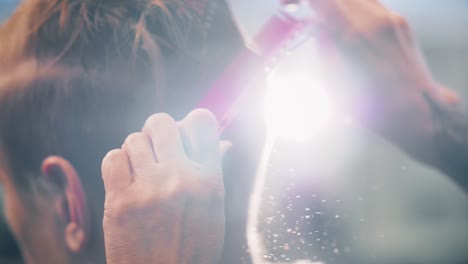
0, 60, 156, 192
0, 0, 242, 257
0, 0, 196, 68
0, 0, 201, 191
0, 0, 242, 192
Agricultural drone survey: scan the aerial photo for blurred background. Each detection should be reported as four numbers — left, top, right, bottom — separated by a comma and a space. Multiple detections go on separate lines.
227, 1, 468, 264
1, 0, 468, 263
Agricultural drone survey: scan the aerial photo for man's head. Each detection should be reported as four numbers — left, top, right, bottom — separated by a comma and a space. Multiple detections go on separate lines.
0, 59, 160, 263
0, 0, 241, 263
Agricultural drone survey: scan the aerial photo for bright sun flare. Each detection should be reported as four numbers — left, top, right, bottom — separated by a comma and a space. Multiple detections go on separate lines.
264, 72, 331, 141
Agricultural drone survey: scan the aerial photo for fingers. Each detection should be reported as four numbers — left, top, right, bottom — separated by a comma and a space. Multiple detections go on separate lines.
122, 132, 155, 174
179, 109, 221, 167
102, 149, 132, 196
104, 110, 225, 191
142, 113, 186, 164
308, 0, 349, 32
308, 0, 388, 38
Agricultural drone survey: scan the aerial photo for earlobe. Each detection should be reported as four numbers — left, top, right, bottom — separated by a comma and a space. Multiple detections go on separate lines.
65, 223, 85, 252
41, 156, 89, 252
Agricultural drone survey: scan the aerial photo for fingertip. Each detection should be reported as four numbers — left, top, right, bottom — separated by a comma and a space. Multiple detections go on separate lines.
185, 109, 220, 132
142, 113, 185, 163
102, 149, 132, 194
220, 140, 233, 157
102, 149, 126, 176
181, 109, 221, 166
143, 113, 177, 135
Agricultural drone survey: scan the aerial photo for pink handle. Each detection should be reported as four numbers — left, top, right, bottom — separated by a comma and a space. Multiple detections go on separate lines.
198, 11, 305, 131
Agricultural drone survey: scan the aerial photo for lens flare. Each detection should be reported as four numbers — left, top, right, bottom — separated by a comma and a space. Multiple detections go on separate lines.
264, 72, 331, 141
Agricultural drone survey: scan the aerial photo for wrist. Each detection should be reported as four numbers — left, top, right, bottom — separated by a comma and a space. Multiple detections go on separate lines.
375, 81, 464, 174
423, 91, 468, 190
375, 81, 441, 166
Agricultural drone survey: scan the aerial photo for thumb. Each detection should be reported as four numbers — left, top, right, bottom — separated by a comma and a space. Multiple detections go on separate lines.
219, 140, 233, 159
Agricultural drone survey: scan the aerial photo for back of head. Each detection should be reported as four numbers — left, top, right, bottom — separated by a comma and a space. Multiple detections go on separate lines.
0, 0, 243, 185
0, 0, 243, 262
0, 0, 182, 199
1, 57, 170, 262
0, 0, 191, 66
0, 0, 233, 262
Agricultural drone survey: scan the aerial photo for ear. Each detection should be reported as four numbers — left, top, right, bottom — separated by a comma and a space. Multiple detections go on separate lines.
41, 156, 88, 252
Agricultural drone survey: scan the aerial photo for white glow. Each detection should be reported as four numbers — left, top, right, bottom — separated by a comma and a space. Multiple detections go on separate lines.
284, 3, 300, 14
264, 72, 331, 141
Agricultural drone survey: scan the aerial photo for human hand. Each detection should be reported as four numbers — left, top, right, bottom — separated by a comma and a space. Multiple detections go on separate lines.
308, 0, 460, 163
101, 109, 230, 264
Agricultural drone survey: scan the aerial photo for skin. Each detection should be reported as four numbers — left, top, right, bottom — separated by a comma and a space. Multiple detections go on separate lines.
0, 0, 466, 263
307, 0, 462, 170
102, 109, 231, 264
101, 0, 467, 263
0, 109, 230, 264
0, 0, 243, 263
0, 160, 81, 264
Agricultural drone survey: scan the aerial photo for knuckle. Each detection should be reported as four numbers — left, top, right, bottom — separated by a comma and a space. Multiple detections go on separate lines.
373, 13, 409, 33
360, 12, 396, 35
124, 132, 146, 146
392, 14, 407, 26
104, 199, 130, 220
103, 149, 124, 163
189, 108, 216, 121
189, 173, 225, 202
374, 15, 394, 31
186, 108, 219, 128
165, 187, 188, 202
392, 14, 410, 31
150, 164, 187, 196
144, 113, 176, 131
102, 149, 125, 173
